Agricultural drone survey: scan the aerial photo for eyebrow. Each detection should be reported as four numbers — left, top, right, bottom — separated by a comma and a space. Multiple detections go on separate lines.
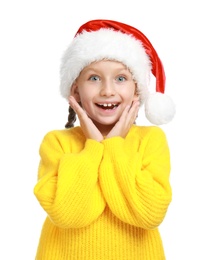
82, 66, 130, 75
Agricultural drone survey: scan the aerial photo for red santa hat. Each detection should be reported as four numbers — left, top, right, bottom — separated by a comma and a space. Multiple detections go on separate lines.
60, 19, 175, 125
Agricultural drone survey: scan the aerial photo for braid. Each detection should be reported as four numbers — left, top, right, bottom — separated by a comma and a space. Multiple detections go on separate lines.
65, 105, 77, 128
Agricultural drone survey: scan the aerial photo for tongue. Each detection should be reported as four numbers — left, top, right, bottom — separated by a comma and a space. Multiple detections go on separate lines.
103, 105, 114, 109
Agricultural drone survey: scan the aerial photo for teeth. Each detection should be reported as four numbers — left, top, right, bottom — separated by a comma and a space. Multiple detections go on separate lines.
99, 103, 117, 107
97, 103, 118, 109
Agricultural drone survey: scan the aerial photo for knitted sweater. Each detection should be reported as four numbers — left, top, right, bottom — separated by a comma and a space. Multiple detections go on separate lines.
34, 125, 172, 260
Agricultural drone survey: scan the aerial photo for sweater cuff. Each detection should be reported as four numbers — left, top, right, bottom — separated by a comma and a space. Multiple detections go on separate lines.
83, 139, 104, 159
61, 138, 104, 163
102, 137, 125, 158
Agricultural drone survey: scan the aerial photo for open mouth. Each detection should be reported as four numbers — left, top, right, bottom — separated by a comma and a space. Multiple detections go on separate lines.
96, 103, 119, 110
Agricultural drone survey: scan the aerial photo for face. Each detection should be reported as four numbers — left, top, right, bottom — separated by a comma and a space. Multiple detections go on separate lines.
71, 60, 138, 134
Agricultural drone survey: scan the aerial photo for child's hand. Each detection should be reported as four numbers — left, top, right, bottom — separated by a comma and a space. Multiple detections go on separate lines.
106, 100, 139, 139
69, 96, 104, 142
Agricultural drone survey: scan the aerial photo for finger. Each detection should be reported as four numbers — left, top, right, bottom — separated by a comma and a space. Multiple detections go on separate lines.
119, 100, 139, 124
69, 96, 86, 119
127, 100, 140, 122
69, 96, 80, 111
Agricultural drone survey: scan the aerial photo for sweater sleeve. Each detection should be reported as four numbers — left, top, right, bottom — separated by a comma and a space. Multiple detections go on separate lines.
99, 127, 172, 229
34, 131, 106, 228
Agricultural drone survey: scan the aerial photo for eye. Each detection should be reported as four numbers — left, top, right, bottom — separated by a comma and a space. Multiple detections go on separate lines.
89, 75, 100, 81
116, 75, 126, 82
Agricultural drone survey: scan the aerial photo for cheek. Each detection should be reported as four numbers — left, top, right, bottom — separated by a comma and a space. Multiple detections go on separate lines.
79, 86, 97, 104
121, 88, 136, 101
79, 93, 93, 111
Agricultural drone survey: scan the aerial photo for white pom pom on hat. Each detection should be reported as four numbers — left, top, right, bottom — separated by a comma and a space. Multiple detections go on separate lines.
145, 93, 175, 125
60, 19, 175, 125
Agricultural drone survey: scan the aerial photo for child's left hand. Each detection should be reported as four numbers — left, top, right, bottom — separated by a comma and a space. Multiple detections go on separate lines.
106, 100, 139, 139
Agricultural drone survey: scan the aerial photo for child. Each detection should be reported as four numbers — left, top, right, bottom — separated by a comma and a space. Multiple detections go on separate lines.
34, 19, 175, 260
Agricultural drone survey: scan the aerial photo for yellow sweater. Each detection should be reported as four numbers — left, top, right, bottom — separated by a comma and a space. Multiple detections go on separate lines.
34, 125, 172, 260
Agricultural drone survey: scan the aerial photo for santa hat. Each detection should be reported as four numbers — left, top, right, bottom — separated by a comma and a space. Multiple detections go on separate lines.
60, 19, 175, 125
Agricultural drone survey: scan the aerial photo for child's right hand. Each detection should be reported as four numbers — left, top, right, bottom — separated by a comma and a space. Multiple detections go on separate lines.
69, 96, 104, 142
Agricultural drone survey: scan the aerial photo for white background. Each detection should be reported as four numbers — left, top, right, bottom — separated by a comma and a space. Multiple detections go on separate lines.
0, 0, 208, 259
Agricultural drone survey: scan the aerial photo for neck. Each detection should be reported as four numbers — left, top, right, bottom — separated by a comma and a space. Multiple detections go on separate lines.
92, 120, 115, 137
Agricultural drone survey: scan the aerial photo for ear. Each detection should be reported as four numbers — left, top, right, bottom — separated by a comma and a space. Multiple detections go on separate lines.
69, 82, 81, 102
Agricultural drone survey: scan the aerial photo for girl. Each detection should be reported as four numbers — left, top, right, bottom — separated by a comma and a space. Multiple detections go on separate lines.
34, 19, 175, 259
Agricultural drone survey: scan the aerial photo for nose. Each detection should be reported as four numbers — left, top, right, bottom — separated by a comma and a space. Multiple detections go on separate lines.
100, 80, 116, 97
